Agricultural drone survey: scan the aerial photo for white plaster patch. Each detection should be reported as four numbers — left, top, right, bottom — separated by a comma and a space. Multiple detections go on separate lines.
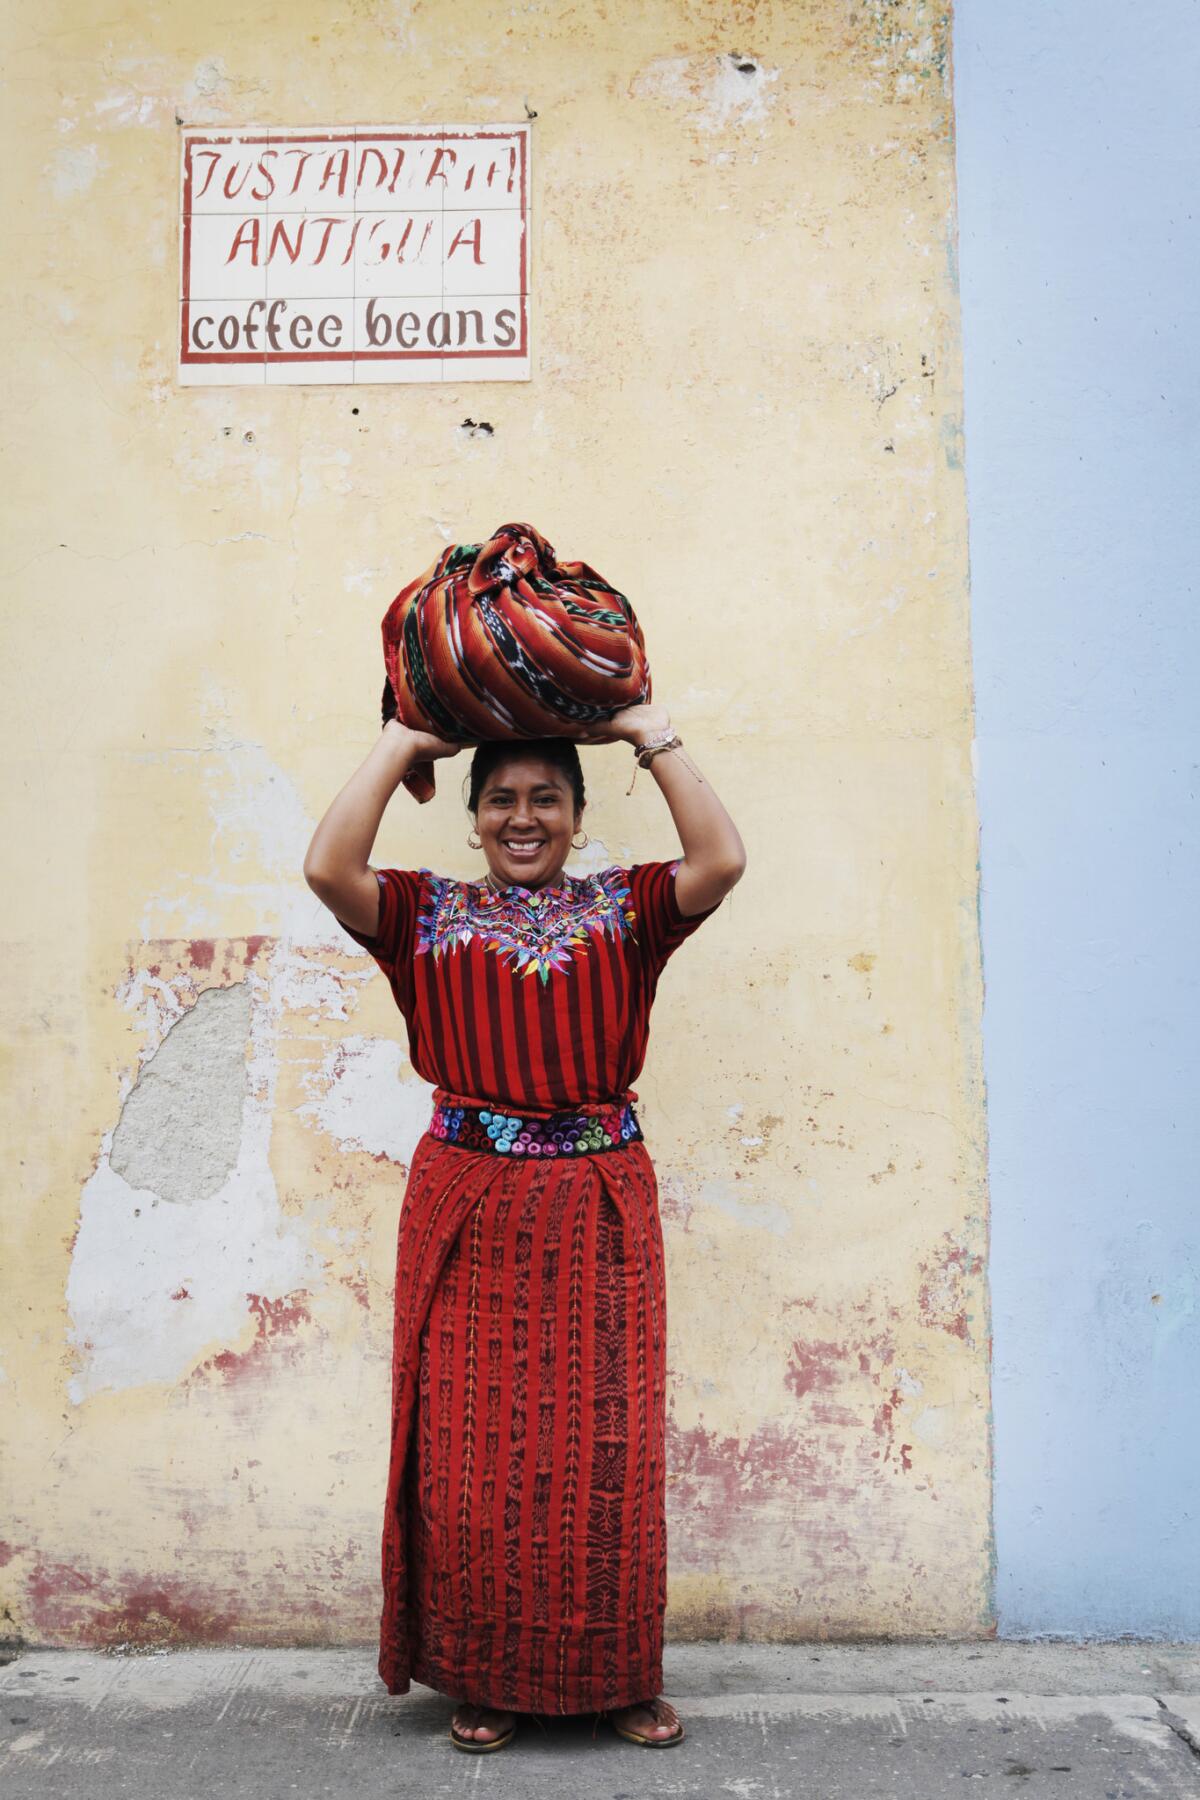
169, 394, 290, 500
379, 3, 420, 55
47, 143, 101, 200
631, 53, 781, 135
70, 699, 410, 1397
115, 965, 194, 1053
191, 57, 232, 101
696, 1175, 792, 1236
565, 835, 619, 879
68, 953, 324, 1400
298, 445, 353, 506
298, 1035, 432, 1165
344, 566, 383, 595
138, 722, 321, 942
912, 1403, 954, 1450
93, 90, 162, 129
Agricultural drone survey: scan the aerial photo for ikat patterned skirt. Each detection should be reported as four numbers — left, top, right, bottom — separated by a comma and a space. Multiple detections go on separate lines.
378, 1124, 669, 1713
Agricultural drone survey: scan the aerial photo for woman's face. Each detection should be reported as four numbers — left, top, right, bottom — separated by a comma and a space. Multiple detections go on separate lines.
474, 754, 582, 889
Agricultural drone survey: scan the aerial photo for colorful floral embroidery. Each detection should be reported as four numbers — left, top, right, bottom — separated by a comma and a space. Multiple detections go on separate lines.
415, 867, 636, 984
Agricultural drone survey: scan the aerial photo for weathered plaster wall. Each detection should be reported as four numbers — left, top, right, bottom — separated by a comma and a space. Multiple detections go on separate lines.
1, 0, 988, 1648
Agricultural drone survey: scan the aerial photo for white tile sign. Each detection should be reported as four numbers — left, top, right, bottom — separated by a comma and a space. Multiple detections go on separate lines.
178, 124, 530, 385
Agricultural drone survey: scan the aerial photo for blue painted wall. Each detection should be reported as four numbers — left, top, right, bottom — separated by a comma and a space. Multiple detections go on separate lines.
953, 1, 1200, 1636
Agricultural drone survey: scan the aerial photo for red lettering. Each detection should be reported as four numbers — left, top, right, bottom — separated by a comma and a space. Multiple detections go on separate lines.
446, 218, 483, 265
281, 148, 315, 196
426, 145, 458, 187
356, 146, 389, 193
225, 217, 261, 265
250, 150, 278, 202
191, 150, 222, 201
318, 148, 349, 197
222, 159, 255, 200
267, 217, 303, 264
385, 148, 407, 195
308, 217, 340, 263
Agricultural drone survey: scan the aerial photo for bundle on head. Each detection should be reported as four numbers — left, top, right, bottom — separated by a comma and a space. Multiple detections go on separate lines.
380, 521, 652, 801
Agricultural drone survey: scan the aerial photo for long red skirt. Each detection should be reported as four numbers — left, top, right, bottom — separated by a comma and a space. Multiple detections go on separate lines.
378, 1128, 669, 1713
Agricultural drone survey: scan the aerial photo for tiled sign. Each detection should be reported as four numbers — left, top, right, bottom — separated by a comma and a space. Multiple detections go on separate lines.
178, 125, 531, 385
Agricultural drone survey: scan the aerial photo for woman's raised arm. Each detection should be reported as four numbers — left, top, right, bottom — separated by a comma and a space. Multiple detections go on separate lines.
580, 703, 747, 917
303, 721, 464, 937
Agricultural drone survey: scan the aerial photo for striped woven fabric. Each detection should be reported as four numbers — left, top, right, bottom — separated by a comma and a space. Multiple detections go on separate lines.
380, 521, 652, 801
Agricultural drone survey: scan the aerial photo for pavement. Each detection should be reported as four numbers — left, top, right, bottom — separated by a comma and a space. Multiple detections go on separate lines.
1, 1641, 1198, 1798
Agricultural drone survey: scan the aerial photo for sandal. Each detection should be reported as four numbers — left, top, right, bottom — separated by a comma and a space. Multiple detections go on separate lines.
608, 1695, 685, 1747
449, 1703, 518, 1752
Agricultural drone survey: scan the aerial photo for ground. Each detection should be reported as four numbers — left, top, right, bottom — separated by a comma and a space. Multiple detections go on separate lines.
2, 1641, 1198, 1797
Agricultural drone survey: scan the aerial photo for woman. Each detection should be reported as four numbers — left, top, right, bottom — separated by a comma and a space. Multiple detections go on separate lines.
303, 701, 746, 1752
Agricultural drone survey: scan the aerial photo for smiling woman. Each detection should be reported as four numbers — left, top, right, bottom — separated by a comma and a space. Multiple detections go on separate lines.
469, 741, 583, 890
302, 705, 745, 1754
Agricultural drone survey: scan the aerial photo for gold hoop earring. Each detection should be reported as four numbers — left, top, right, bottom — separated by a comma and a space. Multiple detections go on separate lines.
571, 830, 589, 851
467, 830, 482, 849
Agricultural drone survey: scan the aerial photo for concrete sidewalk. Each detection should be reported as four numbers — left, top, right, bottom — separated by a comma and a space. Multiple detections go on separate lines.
1, 1642, 1198, 1798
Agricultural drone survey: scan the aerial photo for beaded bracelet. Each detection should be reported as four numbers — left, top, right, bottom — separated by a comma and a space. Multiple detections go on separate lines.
626, 728, 683, 794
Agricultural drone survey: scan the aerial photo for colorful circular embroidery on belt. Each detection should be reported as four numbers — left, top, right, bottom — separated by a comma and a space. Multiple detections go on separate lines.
429, 1096, 643, 1156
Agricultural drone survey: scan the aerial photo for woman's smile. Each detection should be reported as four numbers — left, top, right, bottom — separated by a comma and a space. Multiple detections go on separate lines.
502, 836, 547, 861
476, 755, 579, 887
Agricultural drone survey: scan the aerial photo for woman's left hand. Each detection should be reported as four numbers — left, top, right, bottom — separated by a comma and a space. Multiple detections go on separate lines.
576, 702, 672, 748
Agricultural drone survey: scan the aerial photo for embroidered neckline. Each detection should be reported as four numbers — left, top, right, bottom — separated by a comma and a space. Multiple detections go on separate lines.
415, 866, 635, 982
477, 871, 576, 900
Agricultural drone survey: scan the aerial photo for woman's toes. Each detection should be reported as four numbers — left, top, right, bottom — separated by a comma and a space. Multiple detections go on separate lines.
453, 1703, 512, 1741
476, 1709, 513, 1741
614, 1699, 680, 1738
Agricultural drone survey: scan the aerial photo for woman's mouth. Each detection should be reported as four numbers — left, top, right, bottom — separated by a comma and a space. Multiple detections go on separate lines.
502, 837, 547, 861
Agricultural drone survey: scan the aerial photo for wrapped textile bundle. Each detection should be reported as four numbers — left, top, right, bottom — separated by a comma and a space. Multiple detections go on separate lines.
380, 521, 652, 801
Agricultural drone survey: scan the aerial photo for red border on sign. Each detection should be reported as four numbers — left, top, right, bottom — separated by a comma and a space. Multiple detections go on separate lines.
179, 128, 529, 365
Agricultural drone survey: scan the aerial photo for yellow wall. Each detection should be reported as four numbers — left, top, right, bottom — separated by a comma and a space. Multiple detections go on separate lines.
0, 0, 990, 1647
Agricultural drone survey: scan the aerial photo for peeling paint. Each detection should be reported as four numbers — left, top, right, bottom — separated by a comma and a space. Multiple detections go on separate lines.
67, 944, 327, 1401
297, 1035, 430, 1165
109, 984, 252, 1206
630, 53, 781, 135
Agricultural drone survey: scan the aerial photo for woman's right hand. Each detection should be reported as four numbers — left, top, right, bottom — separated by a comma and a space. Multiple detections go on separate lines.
384, 718, 474, 761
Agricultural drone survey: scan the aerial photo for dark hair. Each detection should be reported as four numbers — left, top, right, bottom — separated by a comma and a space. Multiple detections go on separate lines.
465, 740, 586, 816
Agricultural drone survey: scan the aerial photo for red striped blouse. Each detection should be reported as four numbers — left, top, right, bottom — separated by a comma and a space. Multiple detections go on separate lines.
336, 860, 720, 1113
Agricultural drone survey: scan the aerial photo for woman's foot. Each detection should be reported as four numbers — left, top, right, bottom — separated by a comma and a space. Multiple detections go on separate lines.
450, 1701, 517, 1745
609, 1695, 683, 1742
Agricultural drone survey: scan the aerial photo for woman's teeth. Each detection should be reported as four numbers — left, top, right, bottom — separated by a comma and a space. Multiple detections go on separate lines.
504, 840, 545, 857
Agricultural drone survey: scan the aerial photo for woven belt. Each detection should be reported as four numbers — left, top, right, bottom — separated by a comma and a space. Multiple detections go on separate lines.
429, 1095, 643, 1157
